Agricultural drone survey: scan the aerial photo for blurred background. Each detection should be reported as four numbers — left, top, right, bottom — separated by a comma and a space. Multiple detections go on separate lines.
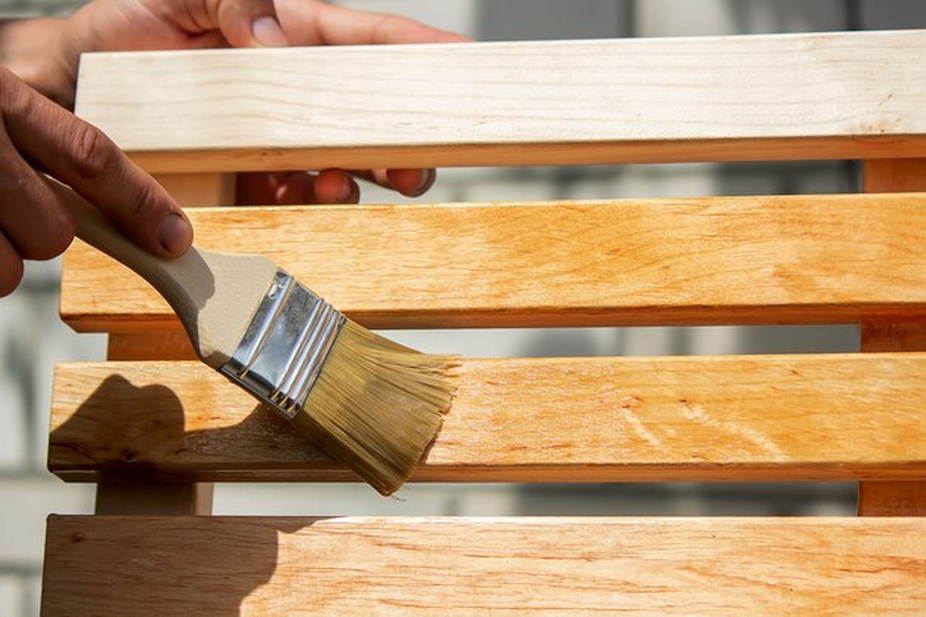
2, 1, 926, 615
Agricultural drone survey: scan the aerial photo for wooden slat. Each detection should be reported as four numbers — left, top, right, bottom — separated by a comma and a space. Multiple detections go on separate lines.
42, 515, 926, 616
75, 30, 926, 173
60, 193, 926, 332
859, 158, 926, 516
49, 354, 926, 483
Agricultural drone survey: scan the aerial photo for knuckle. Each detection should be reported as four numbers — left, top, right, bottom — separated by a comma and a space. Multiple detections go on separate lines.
1, 179, 76, 260
122, 180, 172, 253
128, 180, 160, 221
0, 66, 17, 98
70, 121, 115, 180
0, 70, 30, 118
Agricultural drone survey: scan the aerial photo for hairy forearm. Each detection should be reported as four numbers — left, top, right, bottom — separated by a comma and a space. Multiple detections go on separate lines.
0, 18, 80, 108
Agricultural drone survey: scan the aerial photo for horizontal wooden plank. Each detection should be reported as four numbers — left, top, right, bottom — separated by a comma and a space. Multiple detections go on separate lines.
75, 30, 926, 172
60, 193, 926, 332
49, 354, 926, 483
42, 515, 926, 616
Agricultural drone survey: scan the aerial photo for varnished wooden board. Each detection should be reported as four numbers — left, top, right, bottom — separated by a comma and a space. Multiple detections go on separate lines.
59, 193, 926, 332
859, 158, 926, 517
49, 354, 926, 483
75, 30, 926, 172
42, 515, 926, 616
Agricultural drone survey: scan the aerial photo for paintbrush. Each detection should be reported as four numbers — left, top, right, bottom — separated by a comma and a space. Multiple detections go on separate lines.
58, 183, 457, 495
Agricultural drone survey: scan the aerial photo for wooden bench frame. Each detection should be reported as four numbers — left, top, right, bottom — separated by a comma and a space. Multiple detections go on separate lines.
42, 31, 926, 615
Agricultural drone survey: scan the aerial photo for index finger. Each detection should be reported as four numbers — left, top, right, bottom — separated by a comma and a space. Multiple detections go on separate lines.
3, 78, 193, 258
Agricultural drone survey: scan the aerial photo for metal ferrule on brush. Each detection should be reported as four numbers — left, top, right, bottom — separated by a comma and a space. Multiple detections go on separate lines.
220, 270, 346, 419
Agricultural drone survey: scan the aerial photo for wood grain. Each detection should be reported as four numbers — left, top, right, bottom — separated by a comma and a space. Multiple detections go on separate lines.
49, 354, 926, 483
42, 515, 926, 616
859, 158, 926, 516
75, 30, 926, 172
60, 193, 926, 332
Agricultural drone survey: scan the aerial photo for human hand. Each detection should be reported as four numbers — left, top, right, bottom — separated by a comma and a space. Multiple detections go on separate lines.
62, 0, 470, 204
0, 66, 192, 296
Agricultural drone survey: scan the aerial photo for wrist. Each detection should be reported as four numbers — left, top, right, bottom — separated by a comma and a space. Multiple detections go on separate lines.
0, 18, 81, 109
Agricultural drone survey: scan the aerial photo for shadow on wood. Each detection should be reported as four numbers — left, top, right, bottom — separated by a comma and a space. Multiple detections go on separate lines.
49, 373, 351, 483
43, 514, 310, 617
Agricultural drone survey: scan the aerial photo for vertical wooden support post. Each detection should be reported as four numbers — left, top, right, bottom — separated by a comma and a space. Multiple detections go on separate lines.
858, 159, 926, 516
95, 173, 235, 515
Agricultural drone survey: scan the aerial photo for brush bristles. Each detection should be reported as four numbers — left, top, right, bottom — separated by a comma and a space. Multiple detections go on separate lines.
291, 319, 458, 495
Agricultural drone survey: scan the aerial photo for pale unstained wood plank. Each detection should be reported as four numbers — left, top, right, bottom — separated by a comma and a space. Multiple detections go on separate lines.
42, 516, 926, 616
49, 354, 926, 483
60, 193, 926, 332
859, 158, 926, 516
75, 30, 926, 172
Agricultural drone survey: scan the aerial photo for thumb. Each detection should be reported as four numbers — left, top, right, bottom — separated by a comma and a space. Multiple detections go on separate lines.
211, 0, 289, 47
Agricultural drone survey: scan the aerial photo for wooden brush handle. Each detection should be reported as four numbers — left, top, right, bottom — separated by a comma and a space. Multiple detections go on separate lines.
53, 178, 279, 367
53, 179, 216, 329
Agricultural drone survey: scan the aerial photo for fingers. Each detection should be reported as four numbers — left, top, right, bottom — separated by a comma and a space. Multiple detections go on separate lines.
208, 0, 289, 47
0, 120, 76, 261
1, 70, 192, 259
237, 170, 360, 206
235, 168, 439, 207
275, 0, 471, 46
354, 169, 437, 198
311, 169, 359, 204
0, 109, 74, 297
0, 232, 24, 297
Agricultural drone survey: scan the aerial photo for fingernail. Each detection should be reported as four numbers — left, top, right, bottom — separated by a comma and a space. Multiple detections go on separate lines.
252, 16, 288, 47
159, 213, 193, 256
410, 169, 436, 197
